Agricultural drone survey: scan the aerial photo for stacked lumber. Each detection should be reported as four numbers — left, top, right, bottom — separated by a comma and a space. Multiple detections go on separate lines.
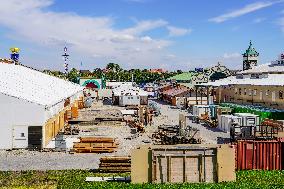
73, 137, 118, 153
98, 156, 131, 173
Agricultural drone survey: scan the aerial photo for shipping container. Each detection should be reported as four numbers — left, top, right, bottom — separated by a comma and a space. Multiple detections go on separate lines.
234, 113, 260, 128
235, 140, 284, 170
192, 105, 210, 117
218, 115, 242, 133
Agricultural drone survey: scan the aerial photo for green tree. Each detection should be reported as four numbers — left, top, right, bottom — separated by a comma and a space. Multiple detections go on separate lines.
67, 68, 79, 83
106, 63, 122, 72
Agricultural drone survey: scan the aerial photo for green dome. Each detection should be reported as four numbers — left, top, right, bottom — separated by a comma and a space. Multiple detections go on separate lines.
243, 41, 259, 56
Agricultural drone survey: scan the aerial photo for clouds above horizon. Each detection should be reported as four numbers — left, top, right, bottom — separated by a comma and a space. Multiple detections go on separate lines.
0, 0, 192, 69
209, 1, 282, 23
0, 0, 282, 71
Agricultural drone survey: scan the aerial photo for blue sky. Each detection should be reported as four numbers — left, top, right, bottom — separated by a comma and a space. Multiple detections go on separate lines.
0, 0, 284, 71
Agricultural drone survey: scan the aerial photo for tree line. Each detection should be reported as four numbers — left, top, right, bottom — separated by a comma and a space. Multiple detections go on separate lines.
44, 63, 178, 84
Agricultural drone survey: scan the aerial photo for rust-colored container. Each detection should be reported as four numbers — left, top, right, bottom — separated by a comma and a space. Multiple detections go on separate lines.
235, 140, 284, 170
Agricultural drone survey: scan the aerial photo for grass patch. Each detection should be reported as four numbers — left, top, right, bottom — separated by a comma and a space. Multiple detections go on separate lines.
0, 170, 283, 189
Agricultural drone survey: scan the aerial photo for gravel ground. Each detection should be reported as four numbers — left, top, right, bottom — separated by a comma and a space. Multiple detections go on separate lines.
0, 100, 229, 171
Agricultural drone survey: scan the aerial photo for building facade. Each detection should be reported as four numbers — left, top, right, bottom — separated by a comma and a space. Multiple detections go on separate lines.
206, 53, 284, 110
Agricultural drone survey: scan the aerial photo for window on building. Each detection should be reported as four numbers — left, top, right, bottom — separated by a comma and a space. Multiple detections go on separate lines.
260, 90, 263, 100
251, 74, 260, 79
248, 89, 252, 96
235, 88, 238, 94
244, 88, 247, 95
266, 90, 269, 96
238, 88, 242, 95
21, 133, 25, 137
253, 89, 257, 96
128, 97, 131, 99
279, 91, 283, 99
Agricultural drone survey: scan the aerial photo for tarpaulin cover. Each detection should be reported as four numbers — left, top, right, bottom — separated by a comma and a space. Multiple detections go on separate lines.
220, 103, 284, 122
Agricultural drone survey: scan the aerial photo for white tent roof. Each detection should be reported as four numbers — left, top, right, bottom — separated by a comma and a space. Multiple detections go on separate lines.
240, 63, 284, 74
0, 63, 83, 107
112, 85, 148, 96
202, 74, 284, 87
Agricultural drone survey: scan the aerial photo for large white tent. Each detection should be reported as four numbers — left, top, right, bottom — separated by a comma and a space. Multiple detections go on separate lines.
0, 63, 83, 149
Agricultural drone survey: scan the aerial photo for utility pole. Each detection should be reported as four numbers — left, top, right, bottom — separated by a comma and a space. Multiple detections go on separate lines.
62, 47, 69, 75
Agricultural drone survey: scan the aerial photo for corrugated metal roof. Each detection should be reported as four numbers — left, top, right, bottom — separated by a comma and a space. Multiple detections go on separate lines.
202, 74, 284, 87
167, 72, 195, 81
112, 85, 148, 96
240, 63, 284, 74
162, 87, 190, 97
0, 63, 83, 107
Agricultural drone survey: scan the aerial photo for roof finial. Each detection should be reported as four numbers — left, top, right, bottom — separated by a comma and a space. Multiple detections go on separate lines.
249, 40, 252, 47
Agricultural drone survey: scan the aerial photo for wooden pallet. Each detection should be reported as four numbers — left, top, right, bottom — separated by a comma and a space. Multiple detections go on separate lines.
73, 137, 119, 153
98, 156, 131, 173
79, 137, 115, 143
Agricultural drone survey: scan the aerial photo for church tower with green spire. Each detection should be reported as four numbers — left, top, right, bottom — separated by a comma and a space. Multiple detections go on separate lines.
242, 40, 259, 71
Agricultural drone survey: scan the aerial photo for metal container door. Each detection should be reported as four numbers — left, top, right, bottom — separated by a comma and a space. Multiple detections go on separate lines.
28, 126, 42, 149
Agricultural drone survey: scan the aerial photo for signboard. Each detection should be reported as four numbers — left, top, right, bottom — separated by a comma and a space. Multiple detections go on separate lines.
195, 68, 203, 72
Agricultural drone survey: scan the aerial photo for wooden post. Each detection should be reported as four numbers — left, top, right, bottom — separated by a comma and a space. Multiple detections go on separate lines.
195, 86, 198, 105
200, 88, 203, 105
207, 86, 210, 105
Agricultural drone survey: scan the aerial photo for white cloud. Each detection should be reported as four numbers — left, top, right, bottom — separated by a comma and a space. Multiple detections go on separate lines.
209, 1, 281, 23
253, 17, 266, 23
140, 36, 153, 42
223, 53, 242, 59
0, 0, 180, 69
123, 19, 168, 35
163, 54, 176, 60
167, 26, 192, 37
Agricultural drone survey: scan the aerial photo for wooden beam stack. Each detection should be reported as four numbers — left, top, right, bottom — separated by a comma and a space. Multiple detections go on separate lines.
98, 156, 131, 173
73, 137, 118, 153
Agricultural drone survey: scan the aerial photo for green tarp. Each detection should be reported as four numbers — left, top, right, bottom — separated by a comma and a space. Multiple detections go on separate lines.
220, 103, 284, 122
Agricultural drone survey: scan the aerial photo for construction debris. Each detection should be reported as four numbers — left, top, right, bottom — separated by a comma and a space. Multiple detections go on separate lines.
72, 137, 118, 153
152, 125, 201, 145
127, 121, 145, 132
86, 176, 131, 182
64, 125, 79, 135
98, 156, 131, 173
79, 109, 123, 121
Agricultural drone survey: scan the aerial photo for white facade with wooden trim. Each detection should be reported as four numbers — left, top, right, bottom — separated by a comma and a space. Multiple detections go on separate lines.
0, 63, 83, 149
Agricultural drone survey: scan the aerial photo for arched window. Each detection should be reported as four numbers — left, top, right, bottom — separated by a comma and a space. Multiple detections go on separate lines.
279, 91, 283, 99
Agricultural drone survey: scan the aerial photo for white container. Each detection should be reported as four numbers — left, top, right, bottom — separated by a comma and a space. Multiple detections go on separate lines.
234, 113, 260, 127
218, 115, 242, 132
192, 105, 210, 117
